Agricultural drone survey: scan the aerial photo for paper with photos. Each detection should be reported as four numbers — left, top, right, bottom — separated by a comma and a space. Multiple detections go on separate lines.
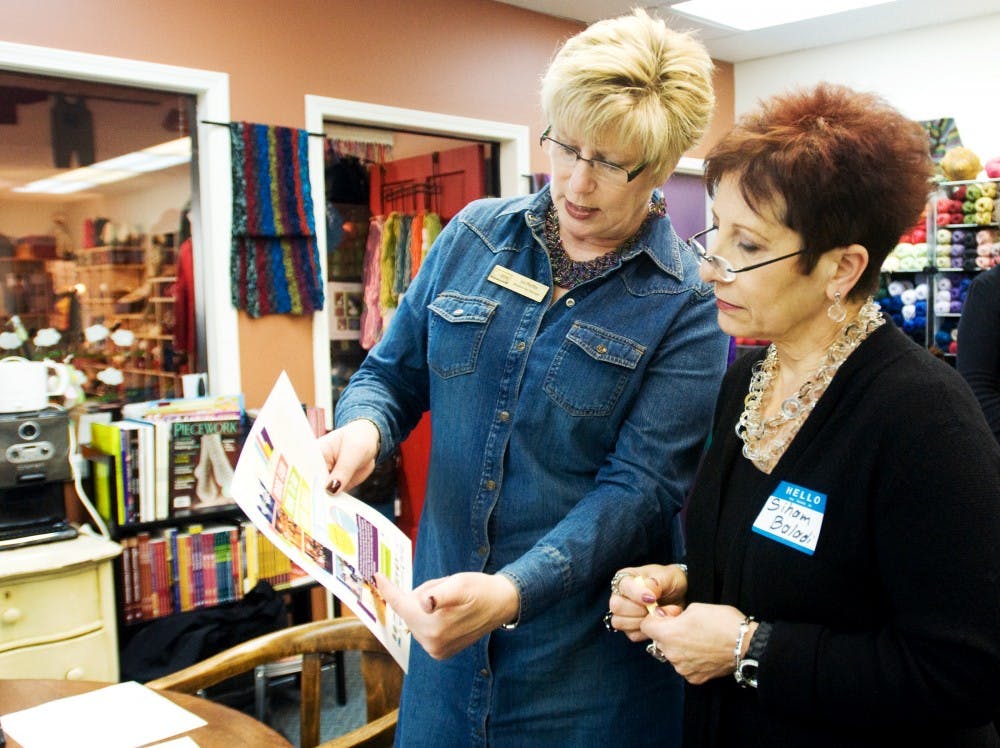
231, 371, 411, 670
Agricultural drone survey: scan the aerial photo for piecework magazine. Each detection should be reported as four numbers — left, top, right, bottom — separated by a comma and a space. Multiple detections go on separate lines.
230, 371, 412, 670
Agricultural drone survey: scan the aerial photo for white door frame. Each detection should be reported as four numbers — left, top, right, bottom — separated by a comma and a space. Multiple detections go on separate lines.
305, 96, 531, 428
0, 42, 240, 398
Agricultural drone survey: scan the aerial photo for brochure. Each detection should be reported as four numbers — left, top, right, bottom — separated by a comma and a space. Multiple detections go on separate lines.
231, 371, 411, 670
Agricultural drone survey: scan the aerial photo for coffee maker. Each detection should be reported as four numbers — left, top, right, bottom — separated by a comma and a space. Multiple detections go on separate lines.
0, 408, 78, 549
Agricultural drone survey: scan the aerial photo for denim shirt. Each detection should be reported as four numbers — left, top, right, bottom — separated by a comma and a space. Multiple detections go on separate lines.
336, 186, 728, 746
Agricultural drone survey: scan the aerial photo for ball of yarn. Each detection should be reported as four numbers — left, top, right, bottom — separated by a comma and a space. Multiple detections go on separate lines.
949, 340, 958, 354
887, 280, 906, 296
941, 147, 982, 181
914, 283, 928, 300
951, 300, 963, 313
980, 181, 998, 198
937, 277, 952, 292
934, 329, 952, 348
882, 255, 901, 272
900, 288, 917, 305
937, 228, 952, 244
935, 298, 952, 315
936, 255, 952, 269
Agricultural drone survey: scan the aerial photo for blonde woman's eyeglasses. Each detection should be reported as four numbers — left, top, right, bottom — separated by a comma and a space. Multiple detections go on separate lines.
540, 126, 647, 187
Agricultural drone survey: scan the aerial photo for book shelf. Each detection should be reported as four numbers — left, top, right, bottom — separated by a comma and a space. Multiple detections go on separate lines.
81, 397, 320, 655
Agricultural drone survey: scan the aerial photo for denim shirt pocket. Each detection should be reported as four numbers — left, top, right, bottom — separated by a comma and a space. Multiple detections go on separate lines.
544, 321, 645, 416
427, 291, 499, 378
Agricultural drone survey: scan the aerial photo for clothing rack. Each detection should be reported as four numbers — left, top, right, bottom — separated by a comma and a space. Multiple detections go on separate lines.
200, 119, 325, 138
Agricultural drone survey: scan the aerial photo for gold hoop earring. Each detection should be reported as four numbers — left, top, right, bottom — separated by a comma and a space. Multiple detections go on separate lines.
827, 291, 847, 323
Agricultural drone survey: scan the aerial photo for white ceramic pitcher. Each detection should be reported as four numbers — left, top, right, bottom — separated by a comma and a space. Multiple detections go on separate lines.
0, 356, 70, 413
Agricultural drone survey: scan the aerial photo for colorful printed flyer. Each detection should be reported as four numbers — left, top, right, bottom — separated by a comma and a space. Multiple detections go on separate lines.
231, 371, 412, 670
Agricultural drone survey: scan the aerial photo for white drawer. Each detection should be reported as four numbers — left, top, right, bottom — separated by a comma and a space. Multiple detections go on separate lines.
0, 627, 118, 681
0, 565, 103, 652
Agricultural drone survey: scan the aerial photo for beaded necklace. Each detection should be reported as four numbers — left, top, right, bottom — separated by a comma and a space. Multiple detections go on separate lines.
544, 195, 665, 289
736, 298, 884, 472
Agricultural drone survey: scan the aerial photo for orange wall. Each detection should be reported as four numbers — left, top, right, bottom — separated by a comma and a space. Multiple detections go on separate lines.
4, 0, 733, 409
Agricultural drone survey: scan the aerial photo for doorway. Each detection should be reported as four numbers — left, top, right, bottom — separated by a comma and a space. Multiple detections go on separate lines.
0, 41, 238, 398
305, 95, 531, 426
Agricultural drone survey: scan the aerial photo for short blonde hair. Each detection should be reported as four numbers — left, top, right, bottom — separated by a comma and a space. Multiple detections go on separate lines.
541, 9, 715, 183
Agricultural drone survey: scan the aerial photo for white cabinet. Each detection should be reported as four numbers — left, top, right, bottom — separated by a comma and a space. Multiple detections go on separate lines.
0, 532, 121, 680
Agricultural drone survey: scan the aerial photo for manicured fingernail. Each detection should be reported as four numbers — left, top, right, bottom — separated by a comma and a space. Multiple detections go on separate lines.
654, 607, 667, 617
641, 593, 656, 604
327, 479, 341, 493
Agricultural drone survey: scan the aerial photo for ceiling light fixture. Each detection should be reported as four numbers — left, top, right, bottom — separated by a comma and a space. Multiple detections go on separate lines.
13, 136, 191, 195
668, 0, 897, 31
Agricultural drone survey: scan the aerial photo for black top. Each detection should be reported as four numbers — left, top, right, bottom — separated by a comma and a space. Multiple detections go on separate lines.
684, 322, 1000, 747
957, 266, 1000, 442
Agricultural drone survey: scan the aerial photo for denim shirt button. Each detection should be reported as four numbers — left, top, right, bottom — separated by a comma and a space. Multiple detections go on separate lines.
479, 668, 489, 677
477, 545, 488, 556
499, 411, 511, 422
485, 479, 496, 490
596, 344, 608, 354
565, 298, 576, 308
453, 308, 464, 316
515, 341, 526, 352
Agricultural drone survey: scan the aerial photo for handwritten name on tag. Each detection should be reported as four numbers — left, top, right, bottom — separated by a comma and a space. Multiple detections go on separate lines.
752, 480, 827, 556
487, 265, 549, 302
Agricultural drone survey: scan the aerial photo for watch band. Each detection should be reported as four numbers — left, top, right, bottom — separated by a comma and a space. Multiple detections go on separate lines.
734, 620, 771, 689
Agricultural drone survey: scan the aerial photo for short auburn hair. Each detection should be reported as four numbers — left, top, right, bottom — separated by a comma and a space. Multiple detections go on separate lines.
704, 83, 933, 299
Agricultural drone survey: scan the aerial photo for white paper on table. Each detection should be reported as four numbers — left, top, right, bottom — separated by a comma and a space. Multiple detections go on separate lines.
146, 738, 200, 747
1, 681, 206, 748
231, 371, 412, 671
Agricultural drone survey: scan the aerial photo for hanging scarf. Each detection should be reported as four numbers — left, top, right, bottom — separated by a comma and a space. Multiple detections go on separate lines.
230, 121, 324, 318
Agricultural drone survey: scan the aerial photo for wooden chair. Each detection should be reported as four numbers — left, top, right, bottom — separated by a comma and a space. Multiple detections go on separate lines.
146, 617, 403, 748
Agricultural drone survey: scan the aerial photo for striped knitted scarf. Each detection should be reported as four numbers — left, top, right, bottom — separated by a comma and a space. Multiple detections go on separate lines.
230, 122, 324, 318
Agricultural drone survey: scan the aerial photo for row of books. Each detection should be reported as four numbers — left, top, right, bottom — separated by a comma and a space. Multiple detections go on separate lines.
119, 520, 307, 624
87, 394, 247, 526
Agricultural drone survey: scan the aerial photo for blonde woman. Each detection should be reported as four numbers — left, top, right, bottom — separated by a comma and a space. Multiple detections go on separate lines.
320, 9, 727, 746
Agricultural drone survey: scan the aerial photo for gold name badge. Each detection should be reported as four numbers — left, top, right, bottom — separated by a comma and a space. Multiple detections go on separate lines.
487, 265, 549, 302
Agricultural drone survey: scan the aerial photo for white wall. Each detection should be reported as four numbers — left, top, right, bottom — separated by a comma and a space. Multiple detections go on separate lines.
734, 14, 1000, 165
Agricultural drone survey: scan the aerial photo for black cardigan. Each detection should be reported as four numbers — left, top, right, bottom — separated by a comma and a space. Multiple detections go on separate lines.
684, 322, 1000, 747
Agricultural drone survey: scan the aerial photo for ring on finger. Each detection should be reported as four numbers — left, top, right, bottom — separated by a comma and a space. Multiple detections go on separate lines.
610, 570, 632, 597
603, 610, 616, 633
646, 641, 668, 663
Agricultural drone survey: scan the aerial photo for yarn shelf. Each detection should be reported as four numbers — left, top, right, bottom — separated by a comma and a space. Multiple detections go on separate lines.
928, 177, 998, 360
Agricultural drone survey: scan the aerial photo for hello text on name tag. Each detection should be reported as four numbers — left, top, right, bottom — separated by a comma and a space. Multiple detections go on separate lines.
752, 480, 827, 556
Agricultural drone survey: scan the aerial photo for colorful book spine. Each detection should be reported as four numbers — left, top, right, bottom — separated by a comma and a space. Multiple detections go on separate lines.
137, 531, 153, 621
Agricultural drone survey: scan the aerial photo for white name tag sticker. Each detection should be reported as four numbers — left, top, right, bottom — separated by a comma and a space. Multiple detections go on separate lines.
488, 265, 549, 302
752, 480, 827, 556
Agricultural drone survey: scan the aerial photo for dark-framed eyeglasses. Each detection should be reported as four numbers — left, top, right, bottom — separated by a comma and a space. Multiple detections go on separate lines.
686, 226, 804, 283
539, 126, 647, 187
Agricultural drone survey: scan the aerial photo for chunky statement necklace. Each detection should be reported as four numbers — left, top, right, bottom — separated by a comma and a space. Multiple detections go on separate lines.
543, 196, 665, 289
736, 297, 884, 472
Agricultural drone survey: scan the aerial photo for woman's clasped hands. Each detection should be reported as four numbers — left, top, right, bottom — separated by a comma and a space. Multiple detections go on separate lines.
608, 564, 752, 685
